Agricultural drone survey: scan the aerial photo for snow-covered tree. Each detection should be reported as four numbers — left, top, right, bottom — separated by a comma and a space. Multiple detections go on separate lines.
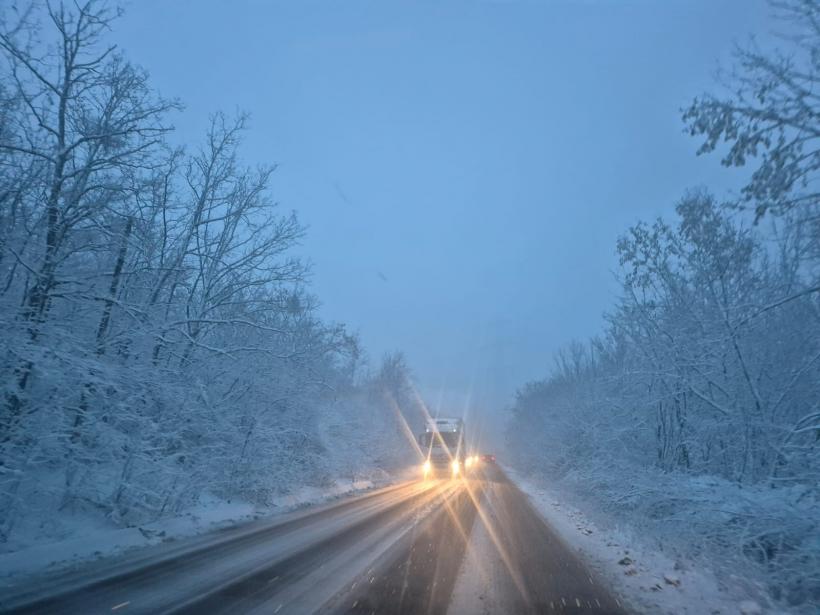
0, 1, 413, 543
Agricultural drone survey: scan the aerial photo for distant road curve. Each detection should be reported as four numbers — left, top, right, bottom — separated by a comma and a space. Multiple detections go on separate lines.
2, 466, 628, 614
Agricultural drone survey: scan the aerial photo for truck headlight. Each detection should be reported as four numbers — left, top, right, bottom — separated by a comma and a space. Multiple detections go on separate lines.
423, 461, 431, 475
451, 460, 460, 476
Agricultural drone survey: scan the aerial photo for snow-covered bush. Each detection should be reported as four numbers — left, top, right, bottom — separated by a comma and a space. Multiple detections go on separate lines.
507, 193, 820, 611
509, 4, 820, 608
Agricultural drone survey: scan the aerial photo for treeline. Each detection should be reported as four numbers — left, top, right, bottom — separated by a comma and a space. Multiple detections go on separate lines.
507, 1, 819, 610
0, 1, 414, 544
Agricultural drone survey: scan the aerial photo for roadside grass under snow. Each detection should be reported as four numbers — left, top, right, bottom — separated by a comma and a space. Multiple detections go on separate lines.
505, 466, 783, 615
0, 476, 392, 584
0, 389, 418, 585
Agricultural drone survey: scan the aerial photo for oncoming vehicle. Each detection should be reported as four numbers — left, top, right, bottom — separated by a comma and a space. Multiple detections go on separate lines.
481, 453, 496, 463
418, 417, 472, 479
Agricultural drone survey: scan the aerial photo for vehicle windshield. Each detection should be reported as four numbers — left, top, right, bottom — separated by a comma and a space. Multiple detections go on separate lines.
419, 432, 461, 448
4, 4, 813, 614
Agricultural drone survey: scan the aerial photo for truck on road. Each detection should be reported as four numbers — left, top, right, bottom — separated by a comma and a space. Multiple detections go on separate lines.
418, 417, 473, 478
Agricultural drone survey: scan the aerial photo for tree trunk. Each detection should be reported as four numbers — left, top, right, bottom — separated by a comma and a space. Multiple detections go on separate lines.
96, 217, 133, 355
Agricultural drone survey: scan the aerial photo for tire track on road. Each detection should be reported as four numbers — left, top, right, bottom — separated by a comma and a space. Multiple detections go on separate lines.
324, 479, 484, 615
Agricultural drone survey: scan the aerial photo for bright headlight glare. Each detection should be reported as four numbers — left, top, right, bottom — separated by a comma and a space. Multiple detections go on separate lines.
423, 461, 431, 473
452, 460, 460, 474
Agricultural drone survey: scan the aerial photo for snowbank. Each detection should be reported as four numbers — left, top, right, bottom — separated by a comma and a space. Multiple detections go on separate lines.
505, 466, 788, 615
0, 477, 385, 583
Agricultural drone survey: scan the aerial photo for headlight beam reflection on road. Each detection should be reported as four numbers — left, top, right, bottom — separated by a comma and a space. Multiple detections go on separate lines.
378, 381, 531, 605
459, 473, 532, 609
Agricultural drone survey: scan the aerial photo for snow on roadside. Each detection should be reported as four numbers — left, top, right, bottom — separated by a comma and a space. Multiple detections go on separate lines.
504, 466, 781, 615
0, 477, 384, 583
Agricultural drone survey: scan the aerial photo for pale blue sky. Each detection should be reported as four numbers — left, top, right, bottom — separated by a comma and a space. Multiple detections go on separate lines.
114, 0, 771, 437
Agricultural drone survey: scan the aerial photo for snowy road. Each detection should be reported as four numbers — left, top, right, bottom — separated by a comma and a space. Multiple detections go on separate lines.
2, 466, 628, 614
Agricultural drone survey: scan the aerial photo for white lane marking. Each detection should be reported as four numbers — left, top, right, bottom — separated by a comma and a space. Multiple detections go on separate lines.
596, 598, 602, 607
576, 598, 581, 607
274, 604, 282, 613
111, 603, 130, 611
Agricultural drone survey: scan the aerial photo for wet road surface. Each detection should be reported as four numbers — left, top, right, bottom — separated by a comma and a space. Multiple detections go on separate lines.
2, 466, 628, 614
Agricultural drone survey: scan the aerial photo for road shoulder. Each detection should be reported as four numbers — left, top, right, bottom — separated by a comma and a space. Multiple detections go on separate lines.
504, 467, 774, 615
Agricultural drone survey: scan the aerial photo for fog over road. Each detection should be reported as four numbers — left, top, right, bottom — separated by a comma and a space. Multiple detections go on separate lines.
3, 467, 627, 615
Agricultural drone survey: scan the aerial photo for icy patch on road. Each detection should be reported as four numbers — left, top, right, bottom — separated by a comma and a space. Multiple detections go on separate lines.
504, 467, 782, 615
0, 477, 382, 583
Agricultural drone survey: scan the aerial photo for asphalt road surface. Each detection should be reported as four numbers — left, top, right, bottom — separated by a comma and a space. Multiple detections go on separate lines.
2, 465, 628, 614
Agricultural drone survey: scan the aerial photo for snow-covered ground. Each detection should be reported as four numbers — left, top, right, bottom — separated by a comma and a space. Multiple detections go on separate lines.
0, 387, 420, 587
505, 466, 781, 615
0, 476, 394, 584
